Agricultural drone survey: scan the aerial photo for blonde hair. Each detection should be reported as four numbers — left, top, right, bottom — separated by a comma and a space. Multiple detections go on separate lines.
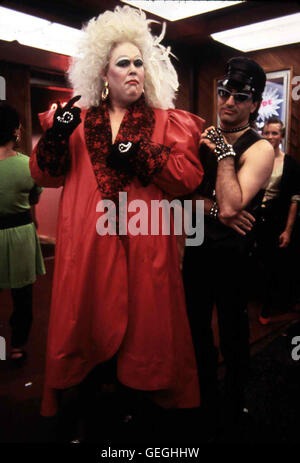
68, 5, 178, 109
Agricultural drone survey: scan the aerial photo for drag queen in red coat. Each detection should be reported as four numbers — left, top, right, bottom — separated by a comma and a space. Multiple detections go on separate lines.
30, 5, 204, 422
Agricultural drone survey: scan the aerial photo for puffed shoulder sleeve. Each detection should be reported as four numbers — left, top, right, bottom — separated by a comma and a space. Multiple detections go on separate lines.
152, 109, 204, 197
29, 108, 70, 188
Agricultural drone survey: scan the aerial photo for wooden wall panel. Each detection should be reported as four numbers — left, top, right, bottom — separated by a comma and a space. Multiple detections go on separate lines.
0, 61, 32, 155
171, 44, 195, 112
248, 45, 300, 162
193, 41, 300, 161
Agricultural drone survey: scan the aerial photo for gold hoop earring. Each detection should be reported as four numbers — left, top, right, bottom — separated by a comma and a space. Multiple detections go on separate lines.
101, 81, 109, 101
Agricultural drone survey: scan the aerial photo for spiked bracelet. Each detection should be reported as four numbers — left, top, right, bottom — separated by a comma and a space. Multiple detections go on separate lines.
216, 144, 236, 162
209, 201, 219, 220
204, 127, 236, 162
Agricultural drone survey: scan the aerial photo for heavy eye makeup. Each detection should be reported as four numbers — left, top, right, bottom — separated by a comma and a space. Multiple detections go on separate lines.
116, 58, 143, 68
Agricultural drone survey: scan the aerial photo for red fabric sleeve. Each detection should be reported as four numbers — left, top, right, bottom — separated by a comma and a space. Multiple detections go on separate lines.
152, 109, 204, 197
29, 109, 67, 188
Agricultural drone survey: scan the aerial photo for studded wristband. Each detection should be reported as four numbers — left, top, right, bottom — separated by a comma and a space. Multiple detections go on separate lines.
204, 127, 236, 163
216, 144, 236, 162
209, 201, 219, 220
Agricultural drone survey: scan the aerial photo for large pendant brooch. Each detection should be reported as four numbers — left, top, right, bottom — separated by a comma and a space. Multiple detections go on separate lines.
118, 142, 132, 154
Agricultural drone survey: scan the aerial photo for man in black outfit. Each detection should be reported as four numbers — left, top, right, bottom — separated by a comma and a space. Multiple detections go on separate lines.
182, 57, 274, 434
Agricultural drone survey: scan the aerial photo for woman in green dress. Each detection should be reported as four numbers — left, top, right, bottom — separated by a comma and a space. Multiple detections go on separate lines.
0, 102, 45, 363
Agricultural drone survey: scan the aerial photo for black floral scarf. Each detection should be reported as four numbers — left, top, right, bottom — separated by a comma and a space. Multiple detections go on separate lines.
84, 95, 170, 200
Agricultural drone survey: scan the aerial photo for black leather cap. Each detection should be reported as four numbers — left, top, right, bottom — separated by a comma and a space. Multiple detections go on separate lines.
220, 57, 266, 98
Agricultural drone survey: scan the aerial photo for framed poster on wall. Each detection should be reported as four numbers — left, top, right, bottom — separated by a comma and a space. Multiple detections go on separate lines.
256, 68, 292, 152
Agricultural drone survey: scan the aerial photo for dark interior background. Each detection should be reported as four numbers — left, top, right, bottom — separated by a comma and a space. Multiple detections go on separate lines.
0, 0, 300, 160
0, 0, 299, 158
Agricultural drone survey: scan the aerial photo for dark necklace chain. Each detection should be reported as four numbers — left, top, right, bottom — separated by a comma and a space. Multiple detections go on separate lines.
219, 122, 250, 133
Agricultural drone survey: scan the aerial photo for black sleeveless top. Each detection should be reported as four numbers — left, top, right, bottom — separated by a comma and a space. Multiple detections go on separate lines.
197, 128, 265, 242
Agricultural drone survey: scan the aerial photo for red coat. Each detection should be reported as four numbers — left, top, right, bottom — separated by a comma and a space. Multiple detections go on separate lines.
30, 106, 204, 416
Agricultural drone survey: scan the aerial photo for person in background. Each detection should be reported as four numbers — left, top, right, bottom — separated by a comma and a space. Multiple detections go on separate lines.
0, 102, 45, 365
256, 117, 300, 325
30, 5, 204, 441
182, 57, 274, 438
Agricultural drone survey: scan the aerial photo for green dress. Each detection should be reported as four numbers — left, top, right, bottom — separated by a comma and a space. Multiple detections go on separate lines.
0, 153, 46, 288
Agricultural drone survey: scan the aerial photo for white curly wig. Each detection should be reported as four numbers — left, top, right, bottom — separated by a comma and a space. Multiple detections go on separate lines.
68, 5, 179, 109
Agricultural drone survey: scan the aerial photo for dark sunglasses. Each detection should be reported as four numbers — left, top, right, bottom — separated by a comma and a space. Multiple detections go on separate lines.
217, 87, 252, 103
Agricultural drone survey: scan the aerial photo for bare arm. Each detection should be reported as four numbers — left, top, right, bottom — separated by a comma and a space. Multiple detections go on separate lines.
279, 201, 298, 248
216, 139, 274, 219
199, 128, 274, 218
189, 192, 255, 235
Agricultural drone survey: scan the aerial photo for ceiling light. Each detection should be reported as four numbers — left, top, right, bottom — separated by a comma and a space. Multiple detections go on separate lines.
211, 12, 300, 51
121, 1, 243, 22
0, 7, 83, 56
